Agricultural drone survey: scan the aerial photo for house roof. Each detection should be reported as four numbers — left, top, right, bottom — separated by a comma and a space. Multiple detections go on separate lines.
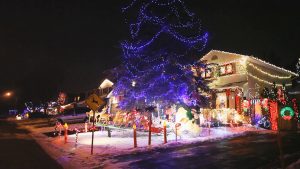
98, 79, 114, 89
201, 50, 298, 77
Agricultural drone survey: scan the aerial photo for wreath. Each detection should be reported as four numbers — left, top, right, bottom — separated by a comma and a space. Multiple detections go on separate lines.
280, 106, 294, 120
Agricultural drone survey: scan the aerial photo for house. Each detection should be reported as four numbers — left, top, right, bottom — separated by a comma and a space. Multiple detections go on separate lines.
199, 50, 298, 110
98, 78, 114, 98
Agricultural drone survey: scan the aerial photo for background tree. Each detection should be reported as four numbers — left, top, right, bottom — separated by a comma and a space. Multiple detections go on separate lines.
113, 0, 209, 111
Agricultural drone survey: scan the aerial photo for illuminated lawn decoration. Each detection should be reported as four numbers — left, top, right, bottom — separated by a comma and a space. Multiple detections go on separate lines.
175, 107, 201, 137
280, 106, 295, 120
261, 98, 268, 111
242, 100, 250, 113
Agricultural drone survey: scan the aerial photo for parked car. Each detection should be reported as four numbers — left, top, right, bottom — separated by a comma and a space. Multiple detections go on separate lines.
48, 106, 89, 125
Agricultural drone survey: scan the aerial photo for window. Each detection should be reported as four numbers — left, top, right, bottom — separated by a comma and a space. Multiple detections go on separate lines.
219, 63, 234, 76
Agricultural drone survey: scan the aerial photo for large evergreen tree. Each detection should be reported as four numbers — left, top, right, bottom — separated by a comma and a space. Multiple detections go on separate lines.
113, 0, 209, 110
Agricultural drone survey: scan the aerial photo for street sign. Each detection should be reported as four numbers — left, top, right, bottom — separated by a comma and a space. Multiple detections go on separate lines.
85, 94, 105, 112
85, 93, 105, 155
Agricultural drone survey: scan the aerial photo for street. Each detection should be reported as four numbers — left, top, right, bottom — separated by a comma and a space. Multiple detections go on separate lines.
106, 131, 300, 169
2, 117, 300, 169
0, 118, 62, 169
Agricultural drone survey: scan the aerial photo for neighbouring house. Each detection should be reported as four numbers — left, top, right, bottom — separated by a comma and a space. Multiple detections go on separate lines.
199, 50, 298, 110
194, 50, 299, 129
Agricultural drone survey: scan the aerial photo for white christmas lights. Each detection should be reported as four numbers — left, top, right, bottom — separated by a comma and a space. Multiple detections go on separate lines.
248, 62, 291, 79
202, 50, 298, 77
247, 72, 292, 87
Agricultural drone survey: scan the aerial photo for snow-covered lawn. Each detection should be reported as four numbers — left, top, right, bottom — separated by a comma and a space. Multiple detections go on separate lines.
15, 118, 272, 169
66, 124, 267, 153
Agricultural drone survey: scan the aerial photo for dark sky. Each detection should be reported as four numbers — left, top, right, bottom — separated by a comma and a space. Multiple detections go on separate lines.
1, 0, 300, 109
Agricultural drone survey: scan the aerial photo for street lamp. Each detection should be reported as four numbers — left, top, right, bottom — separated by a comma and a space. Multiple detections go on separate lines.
4, 92, 12, 97
3, 91, 18, 114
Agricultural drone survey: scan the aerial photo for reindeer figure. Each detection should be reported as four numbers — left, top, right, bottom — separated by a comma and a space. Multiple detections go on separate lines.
113, 111, 126, 126
87, 110, 100, 123
98, 106, 110, 125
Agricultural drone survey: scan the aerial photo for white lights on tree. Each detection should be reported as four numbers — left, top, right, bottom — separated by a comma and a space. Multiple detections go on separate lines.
131, 81, 136, 87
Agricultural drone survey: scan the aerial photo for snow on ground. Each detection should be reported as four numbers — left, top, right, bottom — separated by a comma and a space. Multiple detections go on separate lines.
287, 158, 300, 169
14, 118, 273, 169
67, 124, 267, 153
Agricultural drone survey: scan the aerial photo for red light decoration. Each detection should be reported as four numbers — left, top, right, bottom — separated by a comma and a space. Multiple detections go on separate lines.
269, 101, 278, 131
235, 88, 242, 113
235, 96, 241, 113
292, 98, 299, 120
225, 89, 231, 97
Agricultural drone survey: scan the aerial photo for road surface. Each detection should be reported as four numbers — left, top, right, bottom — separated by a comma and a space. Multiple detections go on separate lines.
0, 118, 63, 169
108, 131, 300, 169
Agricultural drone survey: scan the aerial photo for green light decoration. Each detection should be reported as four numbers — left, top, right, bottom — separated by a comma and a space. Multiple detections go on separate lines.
280, 106, 294, 120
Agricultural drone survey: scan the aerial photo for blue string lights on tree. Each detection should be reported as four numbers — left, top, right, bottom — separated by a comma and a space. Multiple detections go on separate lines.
113, 0, 209, 110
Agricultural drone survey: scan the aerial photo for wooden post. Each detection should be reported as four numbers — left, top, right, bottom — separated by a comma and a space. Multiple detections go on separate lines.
64, 123, 68, 143
208, 122, 211, 135
175, 125, 178, 142
163, 121, 167, 144
175, 123, 180, 142
133, 123, 137, 148
107, 127, 111, 137
148, 114, 152, 146
85, 122, 88, 133
75, 129, 78, 147
91, 110, 95, 155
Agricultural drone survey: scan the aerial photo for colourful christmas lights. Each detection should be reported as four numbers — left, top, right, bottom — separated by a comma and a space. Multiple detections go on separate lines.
269, 100, 278, 131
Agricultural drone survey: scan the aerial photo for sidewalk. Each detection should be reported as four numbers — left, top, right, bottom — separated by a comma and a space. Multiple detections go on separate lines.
0, 119, 63, 169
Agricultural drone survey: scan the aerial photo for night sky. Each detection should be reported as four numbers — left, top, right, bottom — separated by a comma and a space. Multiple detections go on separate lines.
1, 0, 300, 110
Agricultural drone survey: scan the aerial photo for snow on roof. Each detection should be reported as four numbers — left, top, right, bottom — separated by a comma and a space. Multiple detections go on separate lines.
99, 79, 114, 89
201, 50, 298, 77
